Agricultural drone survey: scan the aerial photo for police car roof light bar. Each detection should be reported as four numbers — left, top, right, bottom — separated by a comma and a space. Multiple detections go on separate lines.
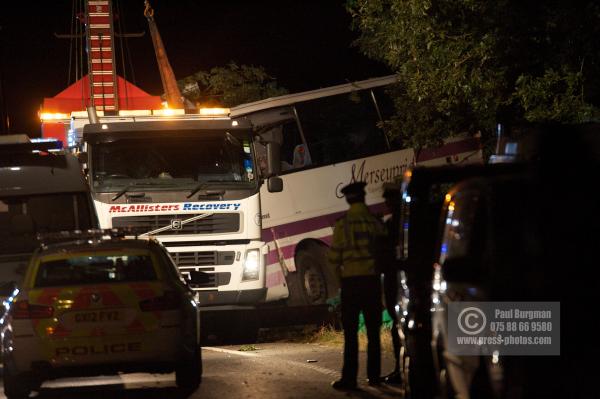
0, 141, 64, 154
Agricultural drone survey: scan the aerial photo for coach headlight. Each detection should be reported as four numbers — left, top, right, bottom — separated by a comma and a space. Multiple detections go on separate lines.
242, 249, 261, 281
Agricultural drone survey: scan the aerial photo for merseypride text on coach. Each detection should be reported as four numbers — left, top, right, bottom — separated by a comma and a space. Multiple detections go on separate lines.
108, 202, 242, 213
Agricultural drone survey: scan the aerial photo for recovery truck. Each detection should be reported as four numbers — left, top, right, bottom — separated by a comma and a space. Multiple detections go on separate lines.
72, 109, 283, 340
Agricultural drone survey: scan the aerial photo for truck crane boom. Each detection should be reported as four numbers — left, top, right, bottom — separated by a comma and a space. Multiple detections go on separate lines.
144, 1, 185, 109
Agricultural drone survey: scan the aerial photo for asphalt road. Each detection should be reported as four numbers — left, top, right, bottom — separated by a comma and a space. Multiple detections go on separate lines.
0, 342, 404, 399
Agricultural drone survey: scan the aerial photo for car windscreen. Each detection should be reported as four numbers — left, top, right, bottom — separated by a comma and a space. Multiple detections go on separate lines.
90, 131, 256, 192
34, 253, 157, 287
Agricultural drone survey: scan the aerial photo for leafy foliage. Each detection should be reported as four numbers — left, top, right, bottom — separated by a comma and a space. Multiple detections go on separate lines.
178, 62, 287, 107
347, 0, 600, 148
514, 68, 597, 123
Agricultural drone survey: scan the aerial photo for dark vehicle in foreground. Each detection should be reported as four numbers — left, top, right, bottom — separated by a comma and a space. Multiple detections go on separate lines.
395, 162, 526, 398
431, 124, 598, 398
1, 232, 202, 399
0, 136, 97, 292
431, 173, 542, 398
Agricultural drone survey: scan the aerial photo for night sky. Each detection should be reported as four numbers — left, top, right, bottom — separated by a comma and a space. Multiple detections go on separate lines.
0, 0, 389, 136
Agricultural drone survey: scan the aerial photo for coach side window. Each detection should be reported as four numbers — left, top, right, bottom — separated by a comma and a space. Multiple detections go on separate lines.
254, 119, 311, 177
295, 91, 388, 166
371, 86, 402, 150
279, 119, 311, 171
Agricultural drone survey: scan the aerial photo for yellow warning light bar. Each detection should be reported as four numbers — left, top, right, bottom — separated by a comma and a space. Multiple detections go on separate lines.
118, 109, 152, 116
152, 108, 185, 116
198, 107, 230, 116
39, 112, 70, 121
70, 110, 105, 118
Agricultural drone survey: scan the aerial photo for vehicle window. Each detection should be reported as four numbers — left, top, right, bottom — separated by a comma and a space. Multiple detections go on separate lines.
295, 91, 388, 166
254, 120, 310, 177
280, 120, 311, 171
371, 86, 401, 150
399, 182, 455, 260
35, 254, 157, 287
90, 131, 256, 192
438, 190, 480, 265
0, 193, 94, 255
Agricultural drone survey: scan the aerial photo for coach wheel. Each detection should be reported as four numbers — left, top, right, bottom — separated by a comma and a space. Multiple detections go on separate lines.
295, 248, 329, 305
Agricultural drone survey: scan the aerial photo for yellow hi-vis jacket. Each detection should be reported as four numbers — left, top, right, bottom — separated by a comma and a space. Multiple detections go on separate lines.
328, 202, 387, 280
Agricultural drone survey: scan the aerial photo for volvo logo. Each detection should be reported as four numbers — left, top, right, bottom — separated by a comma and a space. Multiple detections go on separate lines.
90, 293, 102, 304
171, 219, 183, 230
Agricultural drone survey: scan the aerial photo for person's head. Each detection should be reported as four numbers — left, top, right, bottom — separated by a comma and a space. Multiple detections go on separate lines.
341, 182, 367, 204
382, 182, 401, 211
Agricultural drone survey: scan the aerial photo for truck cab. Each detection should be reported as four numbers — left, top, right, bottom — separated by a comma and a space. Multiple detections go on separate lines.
80, 118, 271, 311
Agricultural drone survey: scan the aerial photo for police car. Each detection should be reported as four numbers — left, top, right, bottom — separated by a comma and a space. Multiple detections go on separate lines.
1, 231, 201, 398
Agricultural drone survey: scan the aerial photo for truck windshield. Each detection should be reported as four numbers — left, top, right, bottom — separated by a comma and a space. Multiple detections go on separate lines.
90, 131, 256, 192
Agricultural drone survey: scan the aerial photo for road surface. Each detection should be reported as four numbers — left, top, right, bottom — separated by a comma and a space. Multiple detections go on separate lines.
0, 342, 404, 399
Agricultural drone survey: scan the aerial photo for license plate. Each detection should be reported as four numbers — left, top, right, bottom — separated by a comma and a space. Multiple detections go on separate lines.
74, 310, 121, 323
60, 309, 135, 329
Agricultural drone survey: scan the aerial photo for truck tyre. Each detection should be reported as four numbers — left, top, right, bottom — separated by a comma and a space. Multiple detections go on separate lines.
289, 244, 337, 306
175, 347, 202, 392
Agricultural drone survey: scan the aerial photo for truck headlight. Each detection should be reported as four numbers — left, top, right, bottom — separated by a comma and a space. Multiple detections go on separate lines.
242, 249, 261, 281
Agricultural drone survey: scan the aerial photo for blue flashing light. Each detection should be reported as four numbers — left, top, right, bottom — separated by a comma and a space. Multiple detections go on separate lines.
441, 243, 448, 254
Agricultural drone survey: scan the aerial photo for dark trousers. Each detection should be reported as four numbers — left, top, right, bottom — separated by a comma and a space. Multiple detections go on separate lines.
384, 270, 401, 371
340, 275, 382, 382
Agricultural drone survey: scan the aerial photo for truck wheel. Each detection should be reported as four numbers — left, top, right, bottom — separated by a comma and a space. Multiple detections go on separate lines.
175, 347, 202, 392
289, 244, 336, 305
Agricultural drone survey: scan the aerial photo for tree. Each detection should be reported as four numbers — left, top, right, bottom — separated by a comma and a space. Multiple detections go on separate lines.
346, 0, 600, 149
178, 62, 287, 108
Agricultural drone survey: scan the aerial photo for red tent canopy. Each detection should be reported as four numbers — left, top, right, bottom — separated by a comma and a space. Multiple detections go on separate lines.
42, 75, 163, 113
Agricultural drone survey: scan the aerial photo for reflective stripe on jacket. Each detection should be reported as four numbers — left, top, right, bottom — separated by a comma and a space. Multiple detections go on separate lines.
328, 202, 387, 279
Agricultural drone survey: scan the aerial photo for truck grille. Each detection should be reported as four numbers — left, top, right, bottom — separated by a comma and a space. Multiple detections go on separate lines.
112, 213, 239, 235
171, 251, 235, 267
179, 271, 231, 289
173, 251, 235, 289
